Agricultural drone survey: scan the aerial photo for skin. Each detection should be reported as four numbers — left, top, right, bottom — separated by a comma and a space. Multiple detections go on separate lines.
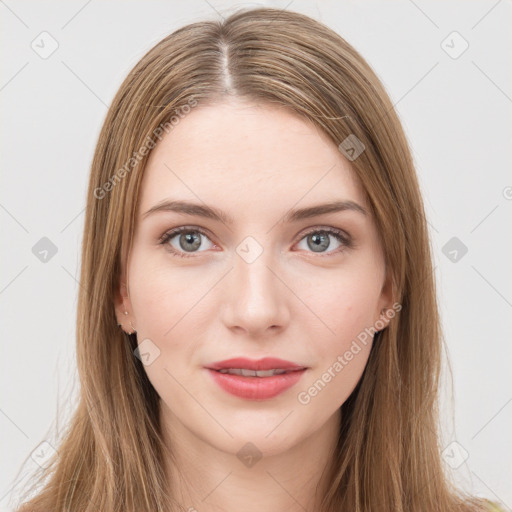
115, 98, 393, 512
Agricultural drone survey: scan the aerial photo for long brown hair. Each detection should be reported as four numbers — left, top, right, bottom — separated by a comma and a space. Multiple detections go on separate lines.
14, 7, 494, 512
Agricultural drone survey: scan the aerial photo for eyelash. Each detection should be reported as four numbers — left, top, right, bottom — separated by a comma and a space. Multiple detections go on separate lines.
158, 226, 353, 259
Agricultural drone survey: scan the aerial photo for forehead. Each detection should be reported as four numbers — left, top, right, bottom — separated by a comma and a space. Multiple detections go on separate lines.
138, 99, 368, 217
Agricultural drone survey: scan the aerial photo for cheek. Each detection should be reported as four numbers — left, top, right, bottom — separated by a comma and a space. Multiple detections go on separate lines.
296, 276, 379, 408
128, 250, 208, 335
127, 253, 220, 387
299, 268, 381, 358
129, 262, 171, 335
127, 255, 207, 396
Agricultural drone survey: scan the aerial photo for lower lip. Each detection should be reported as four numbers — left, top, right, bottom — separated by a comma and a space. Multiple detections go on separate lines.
206, 368, 307, 400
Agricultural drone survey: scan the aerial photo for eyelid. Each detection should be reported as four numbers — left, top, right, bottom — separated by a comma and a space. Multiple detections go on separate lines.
294, 226, 354, 254
299, 225, 351, 242
158, 224, 353, 257
157, 225, 213, 245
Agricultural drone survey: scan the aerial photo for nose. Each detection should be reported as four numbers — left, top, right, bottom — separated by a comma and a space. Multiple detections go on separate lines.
220, 247, 290, 338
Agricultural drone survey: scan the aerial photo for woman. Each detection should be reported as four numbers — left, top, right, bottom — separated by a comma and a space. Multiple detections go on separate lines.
15, 7, 503, 512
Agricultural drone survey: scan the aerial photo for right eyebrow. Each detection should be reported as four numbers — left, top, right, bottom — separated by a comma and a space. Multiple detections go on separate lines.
142, 200, 235, 224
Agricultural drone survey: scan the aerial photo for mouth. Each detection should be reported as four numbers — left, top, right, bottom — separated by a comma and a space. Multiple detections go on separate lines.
213, 368, 304, 377
205, 356, 308, 373
204, 357, 308, 400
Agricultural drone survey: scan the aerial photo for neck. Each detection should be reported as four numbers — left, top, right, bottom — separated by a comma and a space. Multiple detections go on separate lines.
160, 404, 341, 512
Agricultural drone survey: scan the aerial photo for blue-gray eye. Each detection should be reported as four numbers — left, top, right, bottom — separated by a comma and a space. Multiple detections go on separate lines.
160, 228, 213, 257
160, 226, 351, 258
296, 229, 348, 254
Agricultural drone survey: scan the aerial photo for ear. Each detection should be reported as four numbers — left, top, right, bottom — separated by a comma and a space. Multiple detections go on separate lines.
374, 267, 395, 330
114, 273, 132, 326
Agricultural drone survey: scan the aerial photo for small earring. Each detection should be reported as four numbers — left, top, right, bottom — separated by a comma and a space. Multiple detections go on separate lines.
118, 311, 136, 335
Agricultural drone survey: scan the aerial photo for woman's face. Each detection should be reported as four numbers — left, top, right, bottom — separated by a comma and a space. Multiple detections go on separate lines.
116, 98, 392, 457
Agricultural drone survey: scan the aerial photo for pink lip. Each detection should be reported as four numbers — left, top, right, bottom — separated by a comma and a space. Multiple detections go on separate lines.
206, 368, 307, 400
204, 357, 308, 400
206, 357, 306, 372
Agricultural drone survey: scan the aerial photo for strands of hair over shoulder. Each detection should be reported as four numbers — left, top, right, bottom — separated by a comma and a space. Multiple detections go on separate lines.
14, 7, 494, 512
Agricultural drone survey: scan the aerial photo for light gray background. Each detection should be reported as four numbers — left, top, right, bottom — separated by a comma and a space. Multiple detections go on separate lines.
1, 1, 511, 510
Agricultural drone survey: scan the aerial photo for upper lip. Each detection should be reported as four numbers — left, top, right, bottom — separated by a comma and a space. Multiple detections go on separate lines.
206, 357, 307, 371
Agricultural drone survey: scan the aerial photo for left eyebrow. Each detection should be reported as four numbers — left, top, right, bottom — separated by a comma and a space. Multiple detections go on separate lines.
282, 200, 368, 222
141, 199, 368, 224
